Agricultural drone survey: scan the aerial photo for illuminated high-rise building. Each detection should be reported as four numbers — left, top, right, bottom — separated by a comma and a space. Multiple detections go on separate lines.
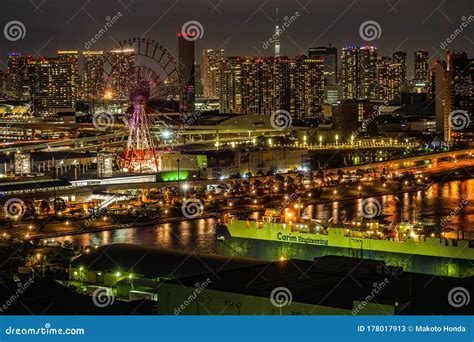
387, 63, 403, 101
219, 56, 323, 118
202, 49, 224, 98
30, 51, 79, 114
433, 60, 445, 134
81, 50, 104, 100
433, 50, 474, 144
290, 56, 324, 118
414, 50, 429, 83
219, 56, 242, 114
308, 46, 339, 104
452, 51, 474, 116
341, 46, 378, 100
444, 50, 454, 143
376, 56, 391, 101
7, 53, 23, 99
447, 50, 474, 145
178, 33, 195, 113
56, 50, 79, 107
341, 47, 359, 99
242, 57, 292, 116
274, 8, 281, 57
308, 46, 338, 86
392, 51, 407, 85
195, 63, 203, 97
359, 46, 378, 100
108, 48, 135, 100
0, 71, 8, 98
7, 53, 34, 100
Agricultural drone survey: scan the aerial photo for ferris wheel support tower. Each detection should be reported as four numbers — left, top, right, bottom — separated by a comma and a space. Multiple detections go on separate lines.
123, 93, 160, 173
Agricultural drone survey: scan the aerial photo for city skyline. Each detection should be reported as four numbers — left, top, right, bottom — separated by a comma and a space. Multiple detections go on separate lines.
0, 0, 473, 325
0, 0, 473, 73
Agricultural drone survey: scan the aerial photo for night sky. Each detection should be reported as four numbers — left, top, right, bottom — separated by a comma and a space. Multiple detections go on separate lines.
1, 0, 473, 74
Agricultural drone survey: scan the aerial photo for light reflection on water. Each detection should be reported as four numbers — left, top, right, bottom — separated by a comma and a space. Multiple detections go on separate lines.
304, 180, 474, 231
55, 179, 474, 253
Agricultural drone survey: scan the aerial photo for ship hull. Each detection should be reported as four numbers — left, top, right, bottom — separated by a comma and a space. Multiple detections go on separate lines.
216, 222, 474, 278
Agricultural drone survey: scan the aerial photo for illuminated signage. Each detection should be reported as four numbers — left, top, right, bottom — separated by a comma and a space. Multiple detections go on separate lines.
277, 232, 328, 246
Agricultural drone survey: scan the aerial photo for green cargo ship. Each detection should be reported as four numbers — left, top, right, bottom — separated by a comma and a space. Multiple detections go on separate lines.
216, 210, 474, 278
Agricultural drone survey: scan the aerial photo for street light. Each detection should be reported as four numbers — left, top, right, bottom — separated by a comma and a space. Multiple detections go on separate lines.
36, 253, 46, 277
177, 158, 181, 202
79, 266, 84, 287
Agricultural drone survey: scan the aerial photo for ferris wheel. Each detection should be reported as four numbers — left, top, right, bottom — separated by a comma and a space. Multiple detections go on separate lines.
93, 37, 187, 173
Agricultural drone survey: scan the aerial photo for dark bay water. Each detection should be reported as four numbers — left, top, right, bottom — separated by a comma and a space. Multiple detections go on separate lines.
56, 179, 474, 253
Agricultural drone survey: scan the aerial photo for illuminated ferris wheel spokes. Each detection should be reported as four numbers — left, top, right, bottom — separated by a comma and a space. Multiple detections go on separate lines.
95, 37, 186, 173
